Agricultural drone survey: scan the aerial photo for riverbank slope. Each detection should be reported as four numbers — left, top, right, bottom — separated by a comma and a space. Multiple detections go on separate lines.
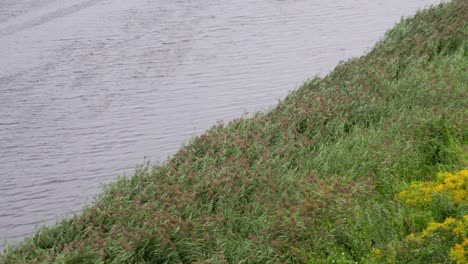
2, 0, 467, 263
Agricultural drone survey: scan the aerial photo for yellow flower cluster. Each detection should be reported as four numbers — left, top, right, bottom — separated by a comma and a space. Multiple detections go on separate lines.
437, 170, 467, 203
421, 216, 466, 240
406, 215, 467, 263
398, 170, 467, 263
373, 248, 382, 259
407, 215, 466, 238
450, 238, 468, 264
397, 170, 467, 206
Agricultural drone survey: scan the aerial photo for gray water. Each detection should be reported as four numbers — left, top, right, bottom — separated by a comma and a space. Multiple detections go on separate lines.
0, 0, 443, 249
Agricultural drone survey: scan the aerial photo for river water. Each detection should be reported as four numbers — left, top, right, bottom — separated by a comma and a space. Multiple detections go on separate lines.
0, 0, 443, 249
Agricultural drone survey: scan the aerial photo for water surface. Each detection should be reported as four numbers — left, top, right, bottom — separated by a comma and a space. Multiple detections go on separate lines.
0, 0, 443, 249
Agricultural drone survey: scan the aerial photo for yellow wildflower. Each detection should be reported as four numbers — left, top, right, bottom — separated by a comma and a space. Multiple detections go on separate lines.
420, 218, 456, 240
397, 170, 467, 206
450, 238, 468, 264
406, 233, 422, 244
437, 172, 450, 182
433, 184, 444, 192
401, 170, 467, 262
453, 226, 464, 238
452, 190, 466, 203
373, 249, 382, 259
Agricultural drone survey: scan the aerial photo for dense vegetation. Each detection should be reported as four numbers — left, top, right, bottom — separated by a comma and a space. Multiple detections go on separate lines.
2, 0, 467, 263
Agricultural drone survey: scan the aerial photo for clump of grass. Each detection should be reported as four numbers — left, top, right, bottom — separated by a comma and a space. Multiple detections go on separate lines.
1, 0, 467, 263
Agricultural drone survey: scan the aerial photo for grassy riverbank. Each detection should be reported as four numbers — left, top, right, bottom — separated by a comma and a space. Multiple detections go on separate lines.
2, 0, 467, 263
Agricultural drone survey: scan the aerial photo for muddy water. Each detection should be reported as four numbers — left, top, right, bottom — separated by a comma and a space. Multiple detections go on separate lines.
0, 0, 442, 249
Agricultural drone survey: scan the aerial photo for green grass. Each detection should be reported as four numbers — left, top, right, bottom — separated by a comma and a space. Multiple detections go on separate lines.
2, 0, 467, 263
